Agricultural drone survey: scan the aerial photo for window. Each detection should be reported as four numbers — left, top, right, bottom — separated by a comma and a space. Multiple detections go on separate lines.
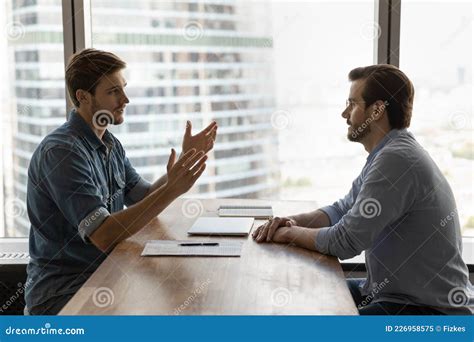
400, 0, 473, 237
1, 0, 65, 237
90, 0, 375, 204
0, 0, 471, 252
269, 1, 375, 207
91, 0, 280, 199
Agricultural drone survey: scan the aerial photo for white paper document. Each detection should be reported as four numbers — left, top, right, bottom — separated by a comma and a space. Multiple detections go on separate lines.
141, 240, 243, 257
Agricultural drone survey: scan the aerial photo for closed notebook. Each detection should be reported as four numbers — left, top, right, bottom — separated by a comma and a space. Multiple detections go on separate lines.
187, 217, 254, 236
218, 205, 273, 219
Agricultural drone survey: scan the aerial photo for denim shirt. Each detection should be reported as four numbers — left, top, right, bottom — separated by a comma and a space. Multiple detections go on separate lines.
318, 129, 473, 314
25, 109, 151, 314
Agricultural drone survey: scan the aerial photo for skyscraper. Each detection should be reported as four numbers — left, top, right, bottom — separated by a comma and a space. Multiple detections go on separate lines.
6, 0, 279, 236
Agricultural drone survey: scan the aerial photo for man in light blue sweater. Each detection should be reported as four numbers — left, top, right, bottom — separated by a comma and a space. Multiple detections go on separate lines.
253, 64, 473, 315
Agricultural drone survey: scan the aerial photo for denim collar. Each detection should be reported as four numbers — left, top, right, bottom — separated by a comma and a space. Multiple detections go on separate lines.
68, 109, 113, 152
366, 128, 407, 163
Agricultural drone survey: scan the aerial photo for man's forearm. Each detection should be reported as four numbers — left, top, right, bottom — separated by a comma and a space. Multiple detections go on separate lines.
290, 209, 330, 228
284, 226, 320, 251
90, 183, 176, 252
145, 173, 168, 197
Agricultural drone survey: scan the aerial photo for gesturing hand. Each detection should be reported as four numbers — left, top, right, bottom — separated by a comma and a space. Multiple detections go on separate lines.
165, 148, 207, 198
182, 121, 218, 154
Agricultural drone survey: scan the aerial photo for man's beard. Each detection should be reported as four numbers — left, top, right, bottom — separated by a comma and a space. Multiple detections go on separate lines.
347, 116, 372, 142
90, 98, 121, 126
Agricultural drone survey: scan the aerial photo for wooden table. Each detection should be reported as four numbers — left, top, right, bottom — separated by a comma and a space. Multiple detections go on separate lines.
60, 198, 358, 315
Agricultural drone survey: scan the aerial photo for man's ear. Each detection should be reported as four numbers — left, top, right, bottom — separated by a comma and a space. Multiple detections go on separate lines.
371, 100, 388, 120
76, 89, 90, 107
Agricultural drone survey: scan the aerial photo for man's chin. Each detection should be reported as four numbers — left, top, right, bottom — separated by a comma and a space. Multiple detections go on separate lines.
347, 126, 369, 142
113, 114, 124, 125
347, 132, 360, 142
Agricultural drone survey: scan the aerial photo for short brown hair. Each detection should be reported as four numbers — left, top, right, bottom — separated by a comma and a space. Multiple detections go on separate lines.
348, 64, 414, 129
66, 48, 126, 107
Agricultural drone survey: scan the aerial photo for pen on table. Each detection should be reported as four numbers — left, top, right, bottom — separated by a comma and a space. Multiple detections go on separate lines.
178, 242, 219, 246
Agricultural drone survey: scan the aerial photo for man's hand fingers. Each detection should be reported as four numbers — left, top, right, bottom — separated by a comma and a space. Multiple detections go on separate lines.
202, 121, 217, 135
191, 164, 206, 183
176, 148, 197, 167
266, 217, 282, 242
252, 224, 264, 239
206, 140, 214, 152
167, 148, 176, 173
185, 120, 192, 137
255, 221, 271, 242
252, 223, 267, 239
258, 220, 275, 242
182, 150, 205, 169
207, 126, 217, 137
258, 217, 279, 242
189, 154, 208, 174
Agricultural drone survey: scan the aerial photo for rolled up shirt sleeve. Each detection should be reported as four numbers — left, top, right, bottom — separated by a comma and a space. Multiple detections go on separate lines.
39, 147, 110, 243
78, 206, 110, 242
315, 151, 416, 259
123, 155, 151, 206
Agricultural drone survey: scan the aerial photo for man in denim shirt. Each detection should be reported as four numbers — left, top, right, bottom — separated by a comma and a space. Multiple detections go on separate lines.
25, 49, 217, 315
254, 65, 473, 315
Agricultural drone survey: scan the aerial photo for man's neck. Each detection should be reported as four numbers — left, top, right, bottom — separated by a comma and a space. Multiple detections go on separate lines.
361, 127, 391, 154
76, 108, 106, 140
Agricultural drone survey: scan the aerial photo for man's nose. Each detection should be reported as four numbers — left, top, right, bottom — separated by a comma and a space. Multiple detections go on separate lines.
341, 108, 349, 119
123, 93, 130, 104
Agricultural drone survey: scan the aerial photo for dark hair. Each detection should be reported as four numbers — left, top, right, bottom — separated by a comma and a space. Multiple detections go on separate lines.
65, 48, 126, 107
348, 64, 414, 129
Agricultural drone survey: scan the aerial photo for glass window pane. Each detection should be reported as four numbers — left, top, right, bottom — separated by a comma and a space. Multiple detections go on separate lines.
90, 0, 375, 208
1, 0, 65, 237
400, 0, 473, 237
270, 1, 375, 206
91, 0, 279, 199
